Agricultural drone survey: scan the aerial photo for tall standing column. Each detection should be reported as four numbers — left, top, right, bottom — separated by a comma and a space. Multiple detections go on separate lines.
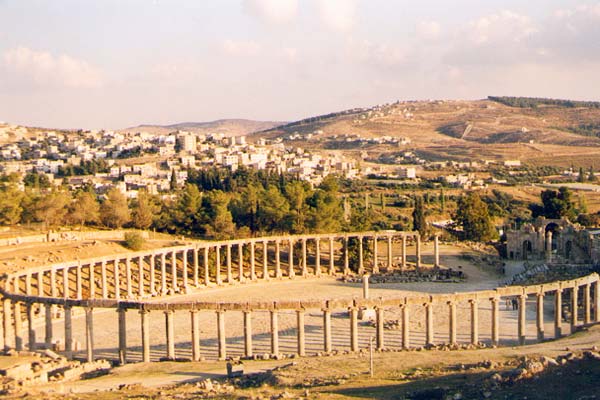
387, 235, 393, 270
401, 304, 410, 349
85, 308, 94, 363
250, 242, 256, 280
101, 261, 108, 298
3, 299, 12, 350
448, 301, 457, 345
595, 280, 600, 323
37, 272, 44, 297
518, 294, 527, 345
297, 310, 306, 356
344, 236, 350, 275
270, 310, 279, 356
26, 303, 35, 351
301, 238, 308, 277
263, 241, 269, 280
243, 310, 252, 358
275, 240, 282, 278
191, 310, 200, 362
554, 288, 563, 338
171, 251, 178, 292
114, 260, 121, 300
204, 247, 210, 286
349, 307, 358, 352
329, 237, 335, 275
288, 239, 295, 278
182, 250, 189, 292
469, 299, 479, 345
160, 253, 167, 295
536, 293, 545, 341
376, 306, 384, 350
165, 310, 175, 360
226, 244, 233, 283
50, 269, 57, 299
358, 236, 364, 274
372, 236, 379, 273
584, 283, 591, 324
149, 255, 156, 295
44, 303, 52, 348
63, 267, 70, 299
425, 301, 434, 346
126, 258, 133, 298
315, 238, 321, 276
571, 285, 579, 331
546, 231, 553, 262
76, 264, 83, 299
238, 243, 245, 283
323, 308, 332, 353
434, 235, 440, 267
64, 305, 73, 358
193, 248, 200, 288
216, 246, 222, 285
141, 309, 150, 363
401, 235, 407, 269
89, 264, 96, 299
415, 235, 422, 269
13, 302, 22, 351
138, 256, 145, 298
118, 308, 127, 365
217, 310, 226, 360
491, 297, 500, 346
24, 274, 31, 296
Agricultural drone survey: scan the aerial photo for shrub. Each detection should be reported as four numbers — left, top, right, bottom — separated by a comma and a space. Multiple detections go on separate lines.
123, 232, 145, 251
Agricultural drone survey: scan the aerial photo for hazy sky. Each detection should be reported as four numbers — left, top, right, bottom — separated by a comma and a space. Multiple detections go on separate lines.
1, 0, 600, 129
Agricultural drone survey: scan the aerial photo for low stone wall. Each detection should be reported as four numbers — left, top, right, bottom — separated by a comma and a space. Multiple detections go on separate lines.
0, 229, 150, 247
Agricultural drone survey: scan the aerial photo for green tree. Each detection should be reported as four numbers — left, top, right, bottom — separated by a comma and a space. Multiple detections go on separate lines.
532, 187, 576, 220
33, 190, 71, 228
0, 183, 23, 225
202, 190, 236, 239
69, 190, 100, 228
412, 196, 427, 236
100, 188, 130, 228
453, 192, 497, 242
589, 166, 597, 182
257, 186, 290, 232
285, 181, 310, 233
307, 189, 343, 233
131, 190, 159, 230
578, 167, 585, 183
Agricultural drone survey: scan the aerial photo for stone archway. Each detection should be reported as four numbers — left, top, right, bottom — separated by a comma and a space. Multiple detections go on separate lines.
545, 223, 560, 251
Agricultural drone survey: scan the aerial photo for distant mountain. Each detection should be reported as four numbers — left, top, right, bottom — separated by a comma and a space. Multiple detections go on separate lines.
123, 119, 285, 136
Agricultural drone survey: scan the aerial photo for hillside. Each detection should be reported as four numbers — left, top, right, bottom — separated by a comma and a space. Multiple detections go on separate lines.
123, 119, 285, 136
259, 98, 600, 167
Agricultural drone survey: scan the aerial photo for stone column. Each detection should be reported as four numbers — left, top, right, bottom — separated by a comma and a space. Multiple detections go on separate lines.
85, 308, 94, 362
149, 255, 156, 295
217, 310, 226, 360
25, 274, 31, 296
26, 303, 35, 351
358, 236, 364, 274
434, 235, 440, 267
3, 299, 12, 350
191, 310, 200, 361
141, 309, 150, 363
243, 310, 252, 358
204, 247, 210, 286
160, 253, 167, 295
363, 274, 370, 299
118, 308, 127, 365
76, 264, 83, 299
226, 244, 233, 283
37, 272, 44, 297
114, 260, 121, 300
250, 242, 256, 280
554, 288, 563, 338
425, 301, 434, 346
349, 307, 358, 352
270, 310, 279, 356
376, 306, 384, 350
275, 240, 282, 278
546, 231, 553, 262
571, 285, 579, 330
165, 310, 175, 360
469, 299, 479, 345
584, 283, 591, 324
126, 258, 133, 298
401, 235, 407, 269
344, 236, 350, 275
595, 280, 600, 323
171, 251, 178, 292
182, 250, 189, 291
448, 301, 457, 345
216, 246, 222, 285
518, 294, 527, 345
89, 263, 96, 299
13, 302, 22, 351
301, 238, 308, 277
64, 305, 73, 358
193, 248, 199, 287
101, 261, 108, 298
50, 269, 57, 298
387, 235, 393, 270
63, 267, 70, 299
536, 293, 545, 341
323, 308, 332, 353
263, 241, 269, 280
372, 236, 379, 273
315, 238, 321, 276
329, 237, 335, 275
491, 297, 500, 346
238, 243, 244, 283
44, 303, 52, 348
297, 310, 306, 356
401, 305, 410, 349
288, 239, 295, 278
138, 256, 145, 297
416, 234, 422, 269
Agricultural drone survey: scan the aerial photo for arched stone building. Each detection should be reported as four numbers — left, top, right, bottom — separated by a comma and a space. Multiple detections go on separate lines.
506, 217, 596, 263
